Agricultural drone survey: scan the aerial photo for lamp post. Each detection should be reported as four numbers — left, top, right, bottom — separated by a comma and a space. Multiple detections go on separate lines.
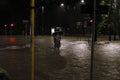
90, 0, 96, 80
30, 0, 35, 80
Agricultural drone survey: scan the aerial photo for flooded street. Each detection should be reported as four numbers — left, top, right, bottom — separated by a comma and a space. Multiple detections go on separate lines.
0, 36, 31, 80
0, 36, 120, 80
94, 42, 120, 80
1, 0, 120, 80
35, 36, 120, 80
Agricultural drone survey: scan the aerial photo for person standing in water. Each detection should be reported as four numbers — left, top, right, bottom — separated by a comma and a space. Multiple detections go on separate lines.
53, 27, 63, 50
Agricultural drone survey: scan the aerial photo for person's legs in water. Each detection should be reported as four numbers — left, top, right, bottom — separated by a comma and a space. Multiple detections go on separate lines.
54, 39, 61, 50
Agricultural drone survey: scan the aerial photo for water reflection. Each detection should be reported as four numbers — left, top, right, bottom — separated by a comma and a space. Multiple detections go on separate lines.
2, 36, 15, 43
0, 36, 31, 80
60, 40, 90, 80
3, 36, 8, 43
94, 43, 120, 80
9, 37, 15, 43
35, 44, 67, 80
96, 43, 120, 58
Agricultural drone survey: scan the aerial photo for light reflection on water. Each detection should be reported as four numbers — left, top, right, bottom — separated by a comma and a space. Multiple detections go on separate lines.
97, 43, 120, 57
94, 43, 120, 80
9, 37, 15, 43
61, 40, 90, 57
0, 36, 30, 50
61, 41, 120, 80
59, 40, 91, 80
72, 42, 90, 58
2, 36, 15, 43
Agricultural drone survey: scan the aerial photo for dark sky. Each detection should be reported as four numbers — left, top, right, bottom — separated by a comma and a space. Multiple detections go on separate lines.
0, 0, 30, 25
0, 0, 82, 25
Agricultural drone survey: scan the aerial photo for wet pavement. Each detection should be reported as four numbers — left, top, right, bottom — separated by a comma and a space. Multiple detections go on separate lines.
94, 42, 120, 80
0, 36, 120, 80
35, 36, 120, 80
0, 36, 31, 80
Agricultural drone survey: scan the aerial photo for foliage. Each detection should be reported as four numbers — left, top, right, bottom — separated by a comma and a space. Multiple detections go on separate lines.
96, 0, 109, 34
97, 14, 108, 34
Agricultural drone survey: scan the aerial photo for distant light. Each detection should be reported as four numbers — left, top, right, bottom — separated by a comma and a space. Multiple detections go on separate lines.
114, 0, 116, 8
42, 6, 44, 14
10, 23, 14, 27
11, 24, 14, 26
4, 24, 7, 28
51, 28, 55, 35
90, 19, 93, 23
81, 0, 85, 4
60, 3, 64, 7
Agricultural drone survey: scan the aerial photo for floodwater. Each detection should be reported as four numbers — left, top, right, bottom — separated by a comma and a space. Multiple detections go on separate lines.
0, 36, 31, 80
0, 36, 120, 80
94, 42, 120, 80
35, 36, 120, 80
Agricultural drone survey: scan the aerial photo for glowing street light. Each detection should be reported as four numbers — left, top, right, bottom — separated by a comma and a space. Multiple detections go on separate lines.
81, 0, 85, 4
60, 3, 64, 7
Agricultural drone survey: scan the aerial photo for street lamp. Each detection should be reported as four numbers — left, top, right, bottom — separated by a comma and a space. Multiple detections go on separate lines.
60, 3, 64, 7
81, 0, 85, 4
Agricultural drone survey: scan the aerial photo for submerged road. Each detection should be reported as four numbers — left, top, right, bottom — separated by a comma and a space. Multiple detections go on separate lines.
35, 36, 120, 80
0, 36, 120, 80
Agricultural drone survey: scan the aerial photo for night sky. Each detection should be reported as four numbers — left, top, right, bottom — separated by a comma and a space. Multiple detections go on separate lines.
0, 0, 81, 25
0, 0, 96, 35
0, 0, 30, 25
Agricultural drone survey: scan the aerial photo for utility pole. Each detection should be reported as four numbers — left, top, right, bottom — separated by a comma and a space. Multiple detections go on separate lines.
30, 0, 35, 80
90, 0, 96, 80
